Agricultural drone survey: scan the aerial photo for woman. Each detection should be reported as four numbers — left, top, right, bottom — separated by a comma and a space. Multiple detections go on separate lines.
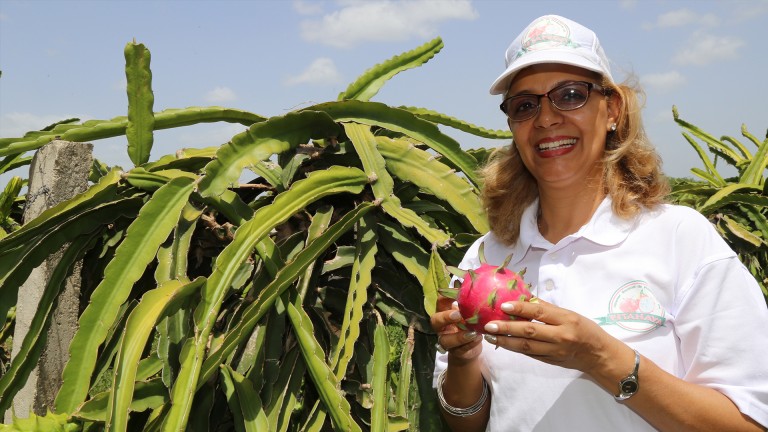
431, 14, 768, 431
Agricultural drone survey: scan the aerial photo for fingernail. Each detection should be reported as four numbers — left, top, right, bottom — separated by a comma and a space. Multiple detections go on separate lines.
501, 303, 514, 312
452, 301, 459, 309
485, 323, 499, 333
449, 311, 461, 321
464, 331, 478, 341
484, 334, 498, 345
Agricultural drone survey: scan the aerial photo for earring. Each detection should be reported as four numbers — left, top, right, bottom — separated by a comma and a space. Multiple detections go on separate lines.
610, 123, 617, 132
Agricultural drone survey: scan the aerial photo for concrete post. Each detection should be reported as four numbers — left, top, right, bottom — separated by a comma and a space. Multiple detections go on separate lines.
6, 140, 93, 420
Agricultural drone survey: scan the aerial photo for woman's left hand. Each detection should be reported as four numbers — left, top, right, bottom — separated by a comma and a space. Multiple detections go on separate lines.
483, 299, 621, 376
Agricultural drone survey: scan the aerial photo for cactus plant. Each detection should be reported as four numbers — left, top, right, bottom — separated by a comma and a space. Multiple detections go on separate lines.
668, 106, 768, 301
0, 38, 508, 431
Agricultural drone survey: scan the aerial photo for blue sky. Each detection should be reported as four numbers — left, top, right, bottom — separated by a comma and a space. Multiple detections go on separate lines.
1, 0, 767, 179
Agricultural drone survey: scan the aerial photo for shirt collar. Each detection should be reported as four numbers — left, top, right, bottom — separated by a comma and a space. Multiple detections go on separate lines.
577, 196, 637, 246
512, 196, 637, 257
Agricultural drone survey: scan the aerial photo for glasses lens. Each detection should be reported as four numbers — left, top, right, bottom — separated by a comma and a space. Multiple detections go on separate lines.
501, 82, 597, 121
504, 95, 539, 121
550, 82, 591, 111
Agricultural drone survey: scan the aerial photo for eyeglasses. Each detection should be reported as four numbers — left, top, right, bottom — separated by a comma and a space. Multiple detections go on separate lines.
499, 81, 608, 122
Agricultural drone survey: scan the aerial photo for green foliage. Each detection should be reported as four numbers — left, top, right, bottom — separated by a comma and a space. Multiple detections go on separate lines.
0, 411, 81, 431
125, 41, 155, 167
668, 106, 768, 300
0, 176, 25, 239
0, 307, 14, 378
0, 37, 506, 430
1, 35, 764, 432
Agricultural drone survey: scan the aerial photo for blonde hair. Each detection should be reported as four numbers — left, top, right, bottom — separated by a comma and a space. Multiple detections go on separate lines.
480, 77, 669, 245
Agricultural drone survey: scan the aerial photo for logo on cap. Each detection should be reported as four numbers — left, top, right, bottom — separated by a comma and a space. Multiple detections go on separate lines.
516, 16, 578, 58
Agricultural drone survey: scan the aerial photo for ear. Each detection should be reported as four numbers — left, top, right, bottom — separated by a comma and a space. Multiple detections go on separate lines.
606, 92, 622, 131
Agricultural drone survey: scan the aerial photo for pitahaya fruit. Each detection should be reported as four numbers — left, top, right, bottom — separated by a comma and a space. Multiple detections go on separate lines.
440, 242, 535, 333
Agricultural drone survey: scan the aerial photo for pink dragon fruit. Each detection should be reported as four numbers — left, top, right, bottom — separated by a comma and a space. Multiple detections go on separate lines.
440, 242, 535, 333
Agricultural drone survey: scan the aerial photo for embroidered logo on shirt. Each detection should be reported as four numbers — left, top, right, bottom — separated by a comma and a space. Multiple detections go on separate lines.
595, 280, 666, 333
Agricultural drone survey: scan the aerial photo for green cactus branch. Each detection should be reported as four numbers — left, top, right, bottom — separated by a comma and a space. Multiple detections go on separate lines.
125, 41, 155, 167
1, 37, 762, 432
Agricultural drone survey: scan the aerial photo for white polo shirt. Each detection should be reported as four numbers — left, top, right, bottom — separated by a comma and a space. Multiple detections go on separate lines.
434, 197, 768, 431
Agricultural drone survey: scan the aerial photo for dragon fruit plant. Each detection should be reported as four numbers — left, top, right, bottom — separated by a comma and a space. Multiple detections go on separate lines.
440, 242, 535, 333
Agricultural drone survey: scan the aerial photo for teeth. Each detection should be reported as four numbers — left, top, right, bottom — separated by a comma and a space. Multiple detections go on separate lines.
537, 138, 576, 151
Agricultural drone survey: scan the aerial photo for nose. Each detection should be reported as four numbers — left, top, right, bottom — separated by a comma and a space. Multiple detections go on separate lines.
533, 97, 563, 129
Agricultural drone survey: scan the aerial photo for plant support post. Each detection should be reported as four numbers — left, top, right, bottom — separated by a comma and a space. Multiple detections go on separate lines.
5, 140, 93, 421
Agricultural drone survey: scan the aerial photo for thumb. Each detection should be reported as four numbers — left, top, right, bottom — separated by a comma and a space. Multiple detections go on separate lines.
436, 295, 454, 313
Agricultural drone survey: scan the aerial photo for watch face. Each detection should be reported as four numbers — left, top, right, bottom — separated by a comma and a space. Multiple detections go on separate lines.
621, 380, 638, 394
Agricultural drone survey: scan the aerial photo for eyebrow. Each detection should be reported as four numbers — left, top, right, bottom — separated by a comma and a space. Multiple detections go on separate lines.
505, 80, 579, 98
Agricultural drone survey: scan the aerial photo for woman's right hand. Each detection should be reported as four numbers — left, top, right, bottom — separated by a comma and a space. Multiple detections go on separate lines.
431, 296, 483, 364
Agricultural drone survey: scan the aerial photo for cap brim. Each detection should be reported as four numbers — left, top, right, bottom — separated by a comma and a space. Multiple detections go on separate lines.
489, 50, 611, 95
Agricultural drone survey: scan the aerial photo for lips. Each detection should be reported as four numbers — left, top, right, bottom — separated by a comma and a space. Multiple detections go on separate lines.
536, 138, 576, 152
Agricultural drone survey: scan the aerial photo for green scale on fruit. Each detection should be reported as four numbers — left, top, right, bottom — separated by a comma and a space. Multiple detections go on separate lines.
440, 242, 536, 333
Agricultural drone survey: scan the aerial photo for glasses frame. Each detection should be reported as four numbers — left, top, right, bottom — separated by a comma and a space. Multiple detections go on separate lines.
499, 81, 609, 122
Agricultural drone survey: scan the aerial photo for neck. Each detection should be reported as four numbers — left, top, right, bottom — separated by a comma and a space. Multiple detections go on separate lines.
537, 181, 606, 244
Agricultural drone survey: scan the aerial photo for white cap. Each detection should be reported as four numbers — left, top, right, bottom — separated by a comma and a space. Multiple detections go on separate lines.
489, 15, 613, 95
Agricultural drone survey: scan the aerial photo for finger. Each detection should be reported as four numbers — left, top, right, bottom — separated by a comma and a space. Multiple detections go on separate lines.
430, 306, 463, 328
436, 328, 471, 352
444, 332, 483, 357
500, 299, 564, 325
483, 333, 554, 358
436, 295, 454, 313
435, 336, 447, 354
482, 318, 559, 344
437, 330, 482, 351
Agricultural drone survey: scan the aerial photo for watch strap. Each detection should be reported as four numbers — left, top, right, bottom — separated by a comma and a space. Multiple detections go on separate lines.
614, 349, 640, 401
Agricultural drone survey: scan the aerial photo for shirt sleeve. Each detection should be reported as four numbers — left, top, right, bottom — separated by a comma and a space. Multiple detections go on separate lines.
674, 255, 768, 427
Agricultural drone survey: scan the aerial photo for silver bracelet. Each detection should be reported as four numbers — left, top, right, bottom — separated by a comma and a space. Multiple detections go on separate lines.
437, 369, 489, 417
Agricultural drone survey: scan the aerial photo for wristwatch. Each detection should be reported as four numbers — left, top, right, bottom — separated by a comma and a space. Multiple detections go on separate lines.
614, 349, 640, 401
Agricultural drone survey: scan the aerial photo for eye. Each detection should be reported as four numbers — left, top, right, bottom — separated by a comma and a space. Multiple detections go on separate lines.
507, 96, 538, 115
552, 83, 589, 107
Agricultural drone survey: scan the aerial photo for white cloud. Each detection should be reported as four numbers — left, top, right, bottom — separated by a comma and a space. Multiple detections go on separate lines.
204, 86, 237, 103
0, 112, 89, 137
300, 0, 478, 48
673, 33, 744, 66
284, 57, 342, 86
656, 9, 719, 28
641, 71, 686, 91
293, 0, 324, 15
728, 1, 768, 23
619, 0, 637, 10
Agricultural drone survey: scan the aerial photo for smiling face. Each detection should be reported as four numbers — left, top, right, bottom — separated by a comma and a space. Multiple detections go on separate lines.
506, 63, 619, 192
